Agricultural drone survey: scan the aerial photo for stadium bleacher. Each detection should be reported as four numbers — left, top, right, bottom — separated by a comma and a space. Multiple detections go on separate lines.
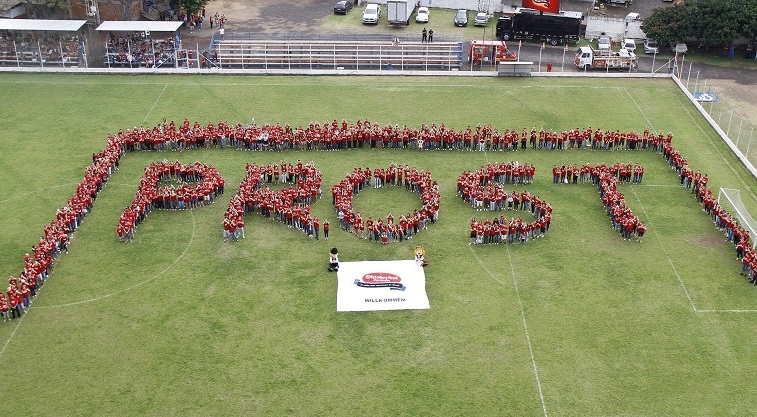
213, 39, 464, 71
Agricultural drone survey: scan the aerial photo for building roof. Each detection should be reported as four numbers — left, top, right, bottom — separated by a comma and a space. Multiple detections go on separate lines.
0, 19, 87, 31
96, 21, 183, 32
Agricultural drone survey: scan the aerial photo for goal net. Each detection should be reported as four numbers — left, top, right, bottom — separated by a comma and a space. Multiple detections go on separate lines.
718, 188, 757, 248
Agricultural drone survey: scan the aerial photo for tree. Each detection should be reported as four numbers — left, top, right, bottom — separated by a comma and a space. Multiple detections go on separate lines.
642, 0, 756, 47
173, 0, 213, 16
641, 3, 690, 45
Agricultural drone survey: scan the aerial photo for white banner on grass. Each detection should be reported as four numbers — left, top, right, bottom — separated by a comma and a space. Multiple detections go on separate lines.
336, 260, 430, 312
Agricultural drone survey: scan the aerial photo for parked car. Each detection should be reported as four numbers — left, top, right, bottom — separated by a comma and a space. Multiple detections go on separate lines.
334, 0, 352, 15
670, 42, 688, 55
454, 9, 468, 27
643, 38, 659, 54
362, 4, 380, 24
622, 38, 636, 53
598, 35, 611, 51
473, 12, 489, 27
624, 12, 640, 23
416, 6, 429, 23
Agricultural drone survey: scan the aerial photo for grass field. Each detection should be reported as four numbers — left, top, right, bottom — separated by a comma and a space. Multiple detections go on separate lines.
1, 74, 756, 416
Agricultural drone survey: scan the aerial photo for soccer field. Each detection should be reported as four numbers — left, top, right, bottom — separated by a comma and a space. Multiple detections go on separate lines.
1, 74, 756, 416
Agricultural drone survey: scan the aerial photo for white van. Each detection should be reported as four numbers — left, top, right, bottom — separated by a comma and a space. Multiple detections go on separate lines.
362, 4, 380, 24
623, 39, 636, 53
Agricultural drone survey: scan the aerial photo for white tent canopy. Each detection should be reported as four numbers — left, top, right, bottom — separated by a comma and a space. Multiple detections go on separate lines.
0, 19, 87, 31
96, 21, 183, 33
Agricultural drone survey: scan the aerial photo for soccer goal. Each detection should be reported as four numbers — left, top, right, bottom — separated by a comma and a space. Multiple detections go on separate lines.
718, 188, 757, 248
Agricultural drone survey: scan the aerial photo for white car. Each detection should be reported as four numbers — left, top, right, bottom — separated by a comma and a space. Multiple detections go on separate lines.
362, 4, 380, 24
622, 38, 636, 53
415, 7, 429, 23
473, 12, 489, 27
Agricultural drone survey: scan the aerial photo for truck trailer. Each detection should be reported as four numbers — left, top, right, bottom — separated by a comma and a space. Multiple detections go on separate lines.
496, 8, 581, 45
574, 46, 638, 70
387, 0, 416, 26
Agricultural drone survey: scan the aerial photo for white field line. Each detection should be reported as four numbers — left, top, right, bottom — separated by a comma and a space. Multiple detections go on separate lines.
679, 100, 757, 204
622, 87, 656, 134
0, 80, 628, 89
142, 83, 168, 125
506, 246, 548, 417
630, 186, 698, 311
0, 182, 79, 205
36, 210, 196, 309
631, 187, 757, 313
466, 243, 548, 417
0, 212, 195, 361
0, 310, 27, 359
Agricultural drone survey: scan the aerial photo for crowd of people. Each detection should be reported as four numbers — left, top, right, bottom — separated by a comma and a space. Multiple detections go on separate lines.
6, 118, 757, 324
223, 161, 323, 242
663, 142, 755, 285
330, 165, 441, 244
458, 162, 552, 245
551, 162, 648, 241
103, 119, 678, 154
0, 31, 84, 66
117, 161, 225, 242
3, 133, 123, 321
104, 33, 180, 68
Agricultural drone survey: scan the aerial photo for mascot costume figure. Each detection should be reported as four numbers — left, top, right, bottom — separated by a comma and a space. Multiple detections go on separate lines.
414, 245, 428, 267
328, 247, 340, 272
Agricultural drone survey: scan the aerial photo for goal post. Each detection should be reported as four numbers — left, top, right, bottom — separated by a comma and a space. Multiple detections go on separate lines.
718, 188, 757, 248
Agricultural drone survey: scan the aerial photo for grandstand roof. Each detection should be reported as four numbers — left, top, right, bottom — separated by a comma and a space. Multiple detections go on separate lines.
96, 21, 183, 32
0, 19, 87, 31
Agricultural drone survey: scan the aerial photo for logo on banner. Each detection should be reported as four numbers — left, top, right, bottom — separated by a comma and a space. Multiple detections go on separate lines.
354, 272, 406, 291
522, 0, 560, 14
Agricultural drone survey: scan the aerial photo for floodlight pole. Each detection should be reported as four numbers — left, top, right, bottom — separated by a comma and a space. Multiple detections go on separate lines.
561, 43, 566, 72
38, 40, 43, 68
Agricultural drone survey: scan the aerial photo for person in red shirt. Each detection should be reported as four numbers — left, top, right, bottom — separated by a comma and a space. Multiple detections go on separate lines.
323, 220, 330, 240
636, 222, 646, 243
0, 294, 9, 322
313, 216, 320, 240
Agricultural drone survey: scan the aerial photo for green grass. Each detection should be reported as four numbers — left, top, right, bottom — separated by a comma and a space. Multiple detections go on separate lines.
1, 74, 756, 416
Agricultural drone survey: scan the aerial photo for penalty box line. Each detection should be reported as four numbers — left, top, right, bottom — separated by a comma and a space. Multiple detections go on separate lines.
630, 187, 757, 313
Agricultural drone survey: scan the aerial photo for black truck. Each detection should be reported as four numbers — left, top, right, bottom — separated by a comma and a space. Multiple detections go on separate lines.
496, 8, 581, 46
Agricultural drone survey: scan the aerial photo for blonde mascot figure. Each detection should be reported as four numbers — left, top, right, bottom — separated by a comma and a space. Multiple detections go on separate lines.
414, 245, 428, 267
